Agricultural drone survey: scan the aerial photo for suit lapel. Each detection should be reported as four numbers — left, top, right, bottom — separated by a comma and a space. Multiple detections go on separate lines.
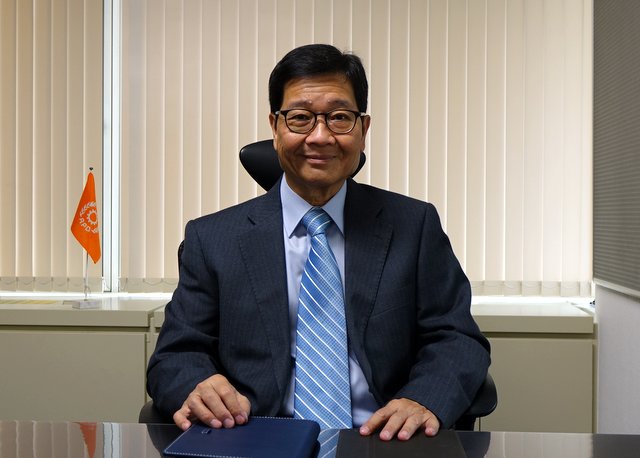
344, 180, 393, 393
237, 185, 291, 398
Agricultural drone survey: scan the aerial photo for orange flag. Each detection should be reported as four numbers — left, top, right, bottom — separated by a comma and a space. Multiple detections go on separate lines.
71, 171, 101, 263
76, 422, 97, 458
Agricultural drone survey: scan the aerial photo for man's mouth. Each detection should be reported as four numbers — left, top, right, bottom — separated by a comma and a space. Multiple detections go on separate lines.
303, 154, 335, 162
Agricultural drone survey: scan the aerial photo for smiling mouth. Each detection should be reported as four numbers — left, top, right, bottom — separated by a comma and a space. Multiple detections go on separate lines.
304, 154, 335, 162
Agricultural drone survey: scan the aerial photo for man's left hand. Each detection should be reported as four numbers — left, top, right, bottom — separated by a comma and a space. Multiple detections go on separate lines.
359, 398, 440, 441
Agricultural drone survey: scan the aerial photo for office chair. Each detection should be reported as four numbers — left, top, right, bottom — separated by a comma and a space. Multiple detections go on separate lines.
141, 140, 498, 429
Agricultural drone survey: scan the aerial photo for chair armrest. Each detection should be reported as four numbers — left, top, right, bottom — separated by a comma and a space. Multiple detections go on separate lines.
139, 400, 173, 424
454, 373, 498, 430
464, 372, 497, 418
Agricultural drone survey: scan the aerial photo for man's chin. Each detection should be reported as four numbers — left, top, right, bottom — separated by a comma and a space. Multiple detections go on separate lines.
299, 171, 344, 188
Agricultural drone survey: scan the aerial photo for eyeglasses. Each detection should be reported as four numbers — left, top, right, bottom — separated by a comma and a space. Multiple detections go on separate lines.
275, 108, 366, 134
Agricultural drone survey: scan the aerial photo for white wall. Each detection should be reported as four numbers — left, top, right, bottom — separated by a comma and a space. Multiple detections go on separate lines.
595, 285, 640, 433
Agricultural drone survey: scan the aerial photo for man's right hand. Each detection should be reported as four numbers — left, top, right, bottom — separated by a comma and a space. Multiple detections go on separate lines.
173, 374, 251, 431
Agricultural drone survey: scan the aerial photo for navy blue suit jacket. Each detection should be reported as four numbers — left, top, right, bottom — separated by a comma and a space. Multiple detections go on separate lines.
147, 178, 490, 428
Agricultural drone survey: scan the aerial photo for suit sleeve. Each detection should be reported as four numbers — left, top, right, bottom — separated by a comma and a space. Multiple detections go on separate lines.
394, 204, 491, 428
146, 219, 222, 417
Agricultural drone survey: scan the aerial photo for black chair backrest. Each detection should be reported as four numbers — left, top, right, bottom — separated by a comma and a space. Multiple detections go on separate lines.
239, 139, 367, 191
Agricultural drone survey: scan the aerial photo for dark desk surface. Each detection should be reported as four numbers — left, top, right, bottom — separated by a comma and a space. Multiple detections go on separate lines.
1, 421, 639, 458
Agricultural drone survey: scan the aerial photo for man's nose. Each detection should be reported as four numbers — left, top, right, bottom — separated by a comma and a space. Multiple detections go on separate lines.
306, 116, 334, 142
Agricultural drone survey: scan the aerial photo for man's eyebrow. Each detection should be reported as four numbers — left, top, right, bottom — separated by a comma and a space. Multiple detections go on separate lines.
284, 98, 356, 110
326, 98, 354, 108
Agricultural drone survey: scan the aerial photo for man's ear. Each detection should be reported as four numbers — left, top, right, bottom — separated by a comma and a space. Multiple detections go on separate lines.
359, 115, 371, 151
269, 112, 279, 150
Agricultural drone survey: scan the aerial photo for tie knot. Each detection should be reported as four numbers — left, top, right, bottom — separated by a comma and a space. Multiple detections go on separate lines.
301, 207, 332, 237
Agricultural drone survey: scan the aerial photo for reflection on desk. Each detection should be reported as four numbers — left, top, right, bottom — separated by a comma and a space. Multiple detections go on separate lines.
1, 421, 639, 458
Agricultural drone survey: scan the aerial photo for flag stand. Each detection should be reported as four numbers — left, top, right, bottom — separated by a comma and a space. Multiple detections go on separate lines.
64, 251, 101, 309
73, 251, 101, 309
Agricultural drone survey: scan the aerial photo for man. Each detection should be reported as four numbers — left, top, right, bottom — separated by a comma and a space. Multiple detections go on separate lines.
147, 44, 490, 441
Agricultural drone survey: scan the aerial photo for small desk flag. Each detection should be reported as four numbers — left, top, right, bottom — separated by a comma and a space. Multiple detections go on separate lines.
76, 422, 97, 458
71, 171, 101, 263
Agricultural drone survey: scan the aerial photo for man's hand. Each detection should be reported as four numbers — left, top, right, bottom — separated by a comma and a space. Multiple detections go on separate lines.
173, 374, 251, 431
359, 398, 440, 441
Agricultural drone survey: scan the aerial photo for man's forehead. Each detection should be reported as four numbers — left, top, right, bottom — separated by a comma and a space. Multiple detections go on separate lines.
282, 73, 356, 106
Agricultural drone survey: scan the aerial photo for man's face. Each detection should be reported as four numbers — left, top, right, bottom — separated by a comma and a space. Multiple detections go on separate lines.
269, 73, 370, 206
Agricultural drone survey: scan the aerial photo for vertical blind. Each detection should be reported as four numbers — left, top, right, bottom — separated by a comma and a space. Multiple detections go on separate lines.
120, 0, 592, 295
1, 0, 593, 296
0, 0, 103, 292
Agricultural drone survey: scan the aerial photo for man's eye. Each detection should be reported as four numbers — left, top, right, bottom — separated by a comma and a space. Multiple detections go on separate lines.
329, 112, 353, 121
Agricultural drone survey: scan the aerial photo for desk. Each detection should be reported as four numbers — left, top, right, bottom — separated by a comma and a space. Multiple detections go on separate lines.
1, 421, 638, 458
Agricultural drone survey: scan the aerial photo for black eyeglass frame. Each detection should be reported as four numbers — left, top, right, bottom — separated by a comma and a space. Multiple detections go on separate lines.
275, 108, 367, 134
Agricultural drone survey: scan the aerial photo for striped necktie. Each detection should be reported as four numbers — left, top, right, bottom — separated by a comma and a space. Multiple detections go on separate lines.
294, 207, 352, 429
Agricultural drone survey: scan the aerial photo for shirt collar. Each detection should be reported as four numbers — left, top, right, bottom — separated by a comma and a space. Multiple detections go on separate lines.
280, 178, 346, 237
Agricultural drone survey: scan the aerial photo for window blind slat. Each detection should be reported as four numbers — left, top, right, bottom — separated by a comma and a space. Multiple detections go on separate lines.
522, 0, 545, 291
446, 0, 468, 259
33, 0, 52, 289
407, 0, 428, 200
426, 0, 447, 216
0, 0, 18, 289
485, 0, 506, 283
51, 0, 69, 286
388, 0, 410, 196
465, 0, 487, 283
504, 0, 525, 290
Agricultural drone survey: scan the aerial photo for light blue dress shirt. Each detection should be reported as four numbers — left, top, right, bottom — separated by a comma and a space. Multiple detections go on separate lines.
280, 177, 379, 427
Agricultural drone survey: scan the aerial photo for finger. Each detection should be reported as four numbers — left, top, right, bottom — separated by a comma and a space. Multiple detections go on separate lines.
211, 383, 249, 427
423, 414, 440, 437
396, 413, 430, 441
236, 394, 251, 424
173, 406, 193, 431
377, 411, 408, 441
194, 389, 231, 428
359, 405, 392, 436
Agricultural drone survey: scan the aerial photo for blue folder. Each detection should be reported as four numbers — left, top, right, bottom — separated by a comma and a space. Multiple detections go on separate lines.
163, 417, 320, 458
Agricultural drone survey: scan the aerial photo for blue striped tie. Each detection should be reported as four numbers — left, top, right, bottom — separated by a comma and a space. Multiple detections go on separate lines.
317, 429, 341, 458
294, 207, 352, 429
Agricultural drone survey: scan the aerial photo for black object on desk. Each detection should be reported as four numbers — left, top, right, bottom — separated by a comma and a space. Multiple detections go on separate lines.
336, 428, 466, 458
163, 417, 320, 458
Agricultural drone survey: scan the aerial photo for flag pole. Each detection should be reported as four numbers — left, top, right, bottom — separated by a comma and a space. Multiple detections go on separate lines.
83, 167, 93, 301
84, 250, 90, 301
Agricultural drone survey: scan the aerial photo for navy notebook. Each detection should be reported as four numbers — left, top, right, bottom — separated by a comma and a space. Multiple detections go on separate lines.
163, 417, 320, 458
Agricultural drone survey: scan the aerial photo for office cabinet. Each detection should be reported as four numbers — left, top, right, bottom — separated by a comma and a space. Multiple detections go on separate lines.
1, 298, 594, 431
473, 302, 595, 433
0, 298, 166, 423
